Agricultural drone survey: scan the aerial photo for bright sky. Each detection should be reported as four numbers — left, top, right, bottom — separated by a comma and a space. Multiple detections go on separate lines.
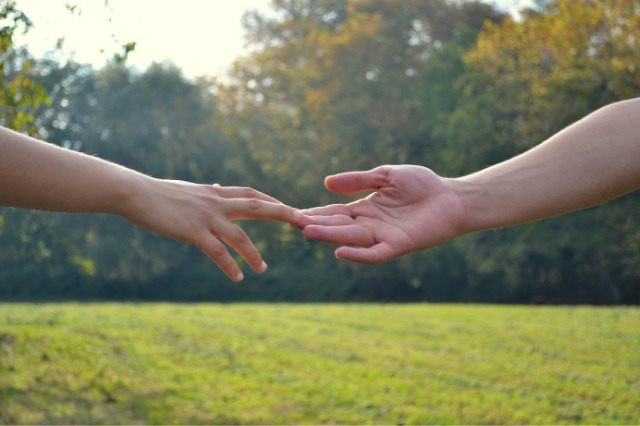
14, 0, 534, 81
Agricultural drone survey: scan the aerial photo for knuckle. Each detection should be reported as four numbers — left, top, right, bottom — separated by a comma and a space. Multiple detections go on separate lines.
272, 204, 288, 219
248, 198, 261, 211
243, 187, 258, 198
232, 228, 250, 245
365, 255, 380, 265
186, 236, 197, 248
248, 251, 262, 266
210, 243, 228, 259
207, 184, 225, 200
185, 227, 203, 249
243, 243, 262, 263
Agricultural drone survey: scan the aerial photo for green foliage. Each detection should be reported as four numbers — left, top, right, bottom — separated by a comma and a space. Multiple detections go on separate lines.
0, 1, 49, 134
1, 303, 638, 424
0, 59, 237, 293
0, 0, 639, 303
421, 0, 640, 303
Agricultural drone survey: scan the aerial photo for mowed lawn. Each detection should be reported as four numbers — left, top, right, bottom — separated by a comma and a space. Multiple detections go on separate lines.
0, 303, 638, 425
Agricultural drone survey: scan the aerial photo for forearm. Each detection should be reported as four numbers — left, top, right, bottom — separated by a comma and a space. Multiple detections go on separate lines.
0, 126, 141, 215
0, 127, 305, 280
457, 98, 640, 232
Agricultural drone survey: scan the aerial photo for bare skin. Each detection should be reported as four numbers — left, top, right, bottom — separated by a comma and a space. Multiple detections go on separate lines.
0, 127, 303, 281
298, 98, 640, 264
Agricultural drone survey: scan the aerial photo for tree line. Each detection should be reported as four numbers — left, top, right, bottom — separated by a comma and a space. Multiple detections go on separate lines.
1, 0, 639, 304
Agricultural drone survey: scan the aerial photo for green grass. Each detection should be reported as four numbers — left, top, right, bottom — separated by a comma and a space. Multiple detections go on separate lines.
0, 303, 638, 424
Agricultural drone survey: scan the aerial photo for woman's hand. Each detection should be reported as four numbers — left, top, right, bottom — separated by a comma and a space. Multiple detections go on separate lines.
0, 126, 303, 282
123, 177, 304, 281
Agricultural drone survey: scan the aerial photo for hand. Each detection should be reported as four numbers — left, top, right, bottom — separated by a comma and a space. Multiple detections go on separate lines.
0, 126, 302, 281
298, 165, 468, 264
123, 177, 303, 281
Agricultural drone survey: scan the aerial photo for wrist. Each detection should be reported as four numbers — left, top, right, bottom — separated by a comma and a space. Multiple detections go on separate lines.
104, 167, 152, 219
449, 177, 488, 234
456, 164, 561, 232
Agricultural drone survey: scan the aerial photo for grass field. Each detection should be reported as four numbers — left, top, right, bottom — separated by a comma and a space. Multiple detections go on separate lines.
0, 303, 638, 425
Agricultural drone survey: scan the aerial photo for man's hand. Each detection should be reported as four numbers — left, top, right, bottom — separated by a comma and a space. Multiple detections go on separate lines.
297, 165, 468, 264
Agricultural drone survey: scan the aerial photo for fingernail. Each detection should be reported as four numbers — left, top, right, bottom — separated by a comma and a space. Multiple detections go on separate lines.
260, 261, 268, 273
235, 272, 244, 282
293, 210, 304, 222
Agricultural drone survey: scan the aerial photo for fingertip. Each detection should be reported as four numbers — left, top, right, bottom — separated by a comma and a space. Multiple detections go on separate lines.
324, 175, 334, 188
245, 259, 267, 275
324, 174, 341, 192
334, 246, 352, 260
296, 215, 315, 229
200, 236, 245, 282
292, 209, 304, 223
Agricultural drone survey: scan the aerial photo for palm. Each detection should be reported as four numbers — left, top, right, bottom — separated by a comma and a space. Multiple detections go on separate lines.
299, 165, 467, 264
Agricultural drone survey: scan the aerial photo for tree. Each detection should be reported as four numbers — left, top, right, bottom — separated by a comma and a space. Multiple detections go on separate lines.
465, 0, 640, 147
0, 0, 49, 133
0, 59, 240, 299
422, 0, 640, 303
216, 0, 508, 293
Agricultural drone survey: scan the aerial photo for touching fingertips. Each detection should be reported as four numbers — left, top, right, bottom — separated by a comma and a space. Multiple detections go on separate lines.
293, 209, 304, 223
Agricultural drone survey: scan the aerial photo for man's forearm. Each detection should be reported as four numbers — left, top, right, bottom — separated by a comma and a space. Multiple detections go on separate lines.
457, 98, 640, 232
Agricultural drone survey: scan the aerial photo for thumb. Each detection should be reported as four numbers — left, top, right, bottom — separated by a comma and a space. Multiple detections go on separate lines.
325, 165, 391, 195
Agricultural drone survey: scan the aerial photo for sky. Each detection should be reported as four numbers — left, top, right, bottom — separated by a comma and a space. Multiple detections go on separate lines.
14, 0, 534, 81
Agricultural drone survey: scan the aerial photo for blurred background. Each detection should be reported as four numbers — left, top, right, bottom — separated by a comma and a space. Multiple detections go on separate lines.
1, 0, 639, 304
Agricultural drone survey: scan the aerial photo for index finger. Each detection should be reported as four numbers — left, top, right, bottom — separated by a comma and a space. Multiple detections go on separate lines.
213, 185, 283, 204
302, 204, 353, 217
226, 199, 304, 224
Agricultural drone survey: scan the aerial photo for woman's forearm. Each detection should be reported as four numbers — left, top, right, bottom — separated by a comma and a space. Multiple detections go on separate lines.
0, 126, 139, 215
458, 98, 640, 232
0, 126, 304, 280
